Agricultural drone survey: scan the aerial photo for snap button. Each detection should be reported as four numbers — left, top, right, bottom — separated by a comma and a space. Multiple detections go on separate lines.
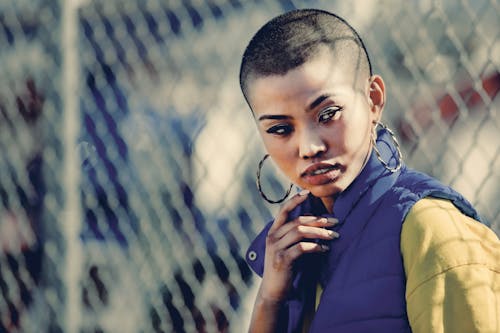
248, 250, 257, 261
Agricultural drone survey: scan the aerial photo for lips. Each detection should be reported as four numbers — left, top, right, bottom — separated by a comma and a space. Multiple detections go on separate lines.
301, 162, 340, 177
301, 162, 342, 186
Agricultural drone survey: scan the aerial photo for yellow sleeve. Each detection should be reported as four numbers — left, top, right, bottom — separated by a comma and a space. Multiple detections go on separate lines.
401, 198, 500, 333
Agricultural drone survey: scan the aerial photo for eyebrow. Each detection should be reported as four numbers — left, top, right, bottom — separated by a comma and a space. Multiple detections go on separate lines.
258, 114, 291, 121
257, 94, 334, 121
308, 94, 331, 111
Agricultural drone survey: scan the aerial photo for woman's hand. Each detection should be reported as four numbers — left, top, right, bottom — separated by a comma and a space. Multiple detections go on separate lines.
259, 189, 339, 303
248, 190, 339, 333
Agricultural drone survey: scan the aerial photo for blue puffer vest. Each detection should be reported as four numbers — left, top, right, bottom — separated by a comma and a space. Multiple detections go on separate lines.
246, 128, 481, 333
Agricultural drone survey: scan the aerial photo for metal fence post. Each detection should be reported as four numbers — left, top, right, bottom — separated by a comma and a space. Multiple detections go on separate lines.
62, 0, 82, 331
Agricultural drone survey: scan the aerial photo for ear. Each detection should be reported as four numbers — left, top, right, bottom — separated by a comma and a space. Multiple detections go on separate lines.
368, 75, 385, 123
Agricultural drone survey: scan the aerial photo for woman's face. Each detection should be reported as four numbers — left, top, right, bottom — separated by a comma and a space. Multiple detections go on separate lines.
247, 48, 384, 210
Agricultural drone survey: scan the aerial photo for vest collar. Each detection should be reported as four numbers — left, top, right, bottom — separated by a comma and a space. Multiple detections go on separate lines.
330, 127, 403, 222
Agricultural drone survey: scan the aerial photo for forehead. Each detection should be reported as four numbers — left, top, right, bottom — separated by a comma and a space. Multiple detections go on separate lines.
247, 48, 364, 111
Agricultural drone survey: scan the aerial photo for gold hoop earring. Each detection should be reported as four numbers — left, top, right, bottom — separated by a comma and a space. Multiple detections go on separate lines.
256, 154, 293, 204
371, 122, 403, 173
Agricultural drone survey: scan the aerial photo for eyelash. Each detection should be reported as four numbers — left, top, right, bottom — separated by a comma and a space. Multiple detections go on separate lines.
266, 124, 292, 136
318, 106, 342, 123
265, 106, 343, 136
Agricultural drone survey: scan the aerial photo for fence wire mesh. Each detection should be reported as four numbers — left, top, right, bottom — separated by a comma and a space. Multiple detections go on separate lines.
0, 0, 498, 332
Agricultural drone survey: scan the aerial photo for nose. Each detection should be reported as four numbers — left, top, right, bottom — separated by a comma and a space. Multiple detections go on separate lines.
299, 127, 326, 159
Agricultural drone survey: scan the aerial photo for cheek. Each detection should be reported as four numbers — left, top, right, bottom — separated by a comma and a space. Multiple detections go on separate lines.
347, 123, 371, 149
262, 138, 297, 174
334, 124, 371, 164
346, 107, 373, 147
261, 134, 280, 153
265, 141, 292, 162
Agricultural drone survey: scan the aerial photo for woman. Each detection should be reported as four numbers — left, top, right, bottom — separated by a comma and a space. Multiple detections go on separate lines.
239, 9, 500, 333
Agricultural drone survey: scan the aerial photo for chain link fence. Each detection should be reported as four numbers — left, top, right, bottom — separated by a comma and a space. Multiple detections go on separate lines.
0, 0, 498, 332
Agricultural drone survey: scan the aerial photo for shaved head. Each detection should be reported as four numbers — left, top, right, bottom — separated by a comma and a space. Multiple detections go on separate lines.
239, 9, 372, 107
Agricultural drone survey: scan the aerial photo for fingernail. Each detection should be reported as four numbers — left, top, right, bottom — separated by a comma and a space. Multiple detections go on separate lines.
326, 217, 339, 224
320, 218, 336, 226
321, 244, 330, 251
328, 230, 340, 238
298, 189, 310, 196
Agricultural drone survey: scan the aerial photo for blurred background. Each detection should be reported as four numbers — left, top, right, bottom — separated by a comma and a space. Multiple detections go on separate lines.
0, 0, 498, 332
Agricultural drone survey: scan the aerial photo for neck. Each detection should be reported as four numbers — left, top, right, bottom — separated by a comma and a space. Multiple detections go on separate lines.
304, 195, 330, 215
321, 197, 335, 214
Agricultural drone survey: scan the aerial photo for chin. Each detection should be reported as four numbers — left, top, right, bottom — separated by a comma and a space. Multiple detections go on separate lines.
309, 184, 343, 199
310, 175, 355, 197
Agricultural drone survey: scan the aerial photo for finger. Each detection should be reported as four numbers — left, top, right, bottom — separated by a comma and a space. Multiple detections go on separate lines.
276, 225, 339, 250
268, 189, 310, 233
284, 241, 330, 263
273, 216, 338, 239
298, 216, 338, 226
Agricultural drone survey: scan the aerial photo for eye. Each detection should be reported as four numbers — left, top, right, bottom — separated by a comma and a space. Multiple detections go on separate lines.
266, 124, 293, 136
318, 106, 342, 123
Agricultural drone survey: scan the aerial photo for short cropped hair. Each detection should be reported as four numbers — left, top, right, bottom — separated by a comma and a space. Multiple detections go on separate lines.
239, 9, 372, 106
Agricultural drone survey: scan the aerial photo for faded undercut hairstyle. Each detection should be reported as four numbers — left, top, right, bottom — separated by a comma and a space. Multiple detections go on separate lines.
239, 8, 372, 107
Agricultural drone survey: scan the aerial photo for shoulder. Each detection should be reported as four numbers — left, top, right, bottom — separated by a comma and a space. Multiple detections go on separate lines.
401, 197, 500, 293
392, 168, 481, 222
402, 198, 500, 333
402, 197, 496, 246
